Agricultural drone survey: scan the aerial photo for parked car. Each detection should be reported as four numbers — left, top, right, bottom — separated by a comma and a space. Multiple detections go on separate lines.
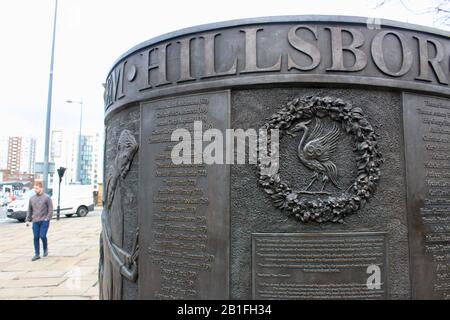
6, 189, 35, 222
6, 185, 94, 222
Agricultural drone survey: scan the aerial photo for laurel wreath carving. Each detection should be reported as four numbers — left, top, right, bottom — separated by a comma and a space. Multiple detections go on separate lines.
257, 96, 384, 223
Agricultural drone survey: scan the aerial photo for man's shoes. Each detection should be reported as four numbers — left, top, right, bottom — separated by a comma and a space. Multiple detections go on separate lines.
31, 256, 40, 261
43, 250, 48, 257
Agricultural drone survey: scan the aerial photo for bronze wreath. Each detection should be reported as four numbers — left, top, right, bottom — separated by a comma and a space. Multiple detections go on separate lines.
257, 96, 384, 223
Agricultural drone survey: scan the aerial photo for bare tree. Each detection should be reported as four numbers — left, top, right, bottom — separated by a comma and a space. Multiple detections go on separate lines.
371, 0, 449, 28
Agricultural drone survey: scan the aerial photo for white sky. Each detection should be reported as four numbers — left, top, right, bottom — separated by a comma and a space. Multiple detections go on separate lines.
0, 0, 445, 162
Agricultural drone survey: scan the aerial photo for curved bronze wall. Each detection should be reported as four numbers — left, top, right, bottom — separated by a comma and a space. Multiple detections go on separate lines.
100, 16, 450, 300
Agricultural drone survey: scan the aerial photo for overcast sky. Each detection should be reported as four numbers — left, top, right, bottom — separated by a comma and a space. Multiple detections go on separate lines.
0, 0, 444, 161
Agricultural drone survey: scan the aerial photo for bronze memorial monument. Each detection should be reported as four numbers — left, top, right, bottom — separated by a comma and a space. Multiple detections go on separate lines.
99, 16, 450, 299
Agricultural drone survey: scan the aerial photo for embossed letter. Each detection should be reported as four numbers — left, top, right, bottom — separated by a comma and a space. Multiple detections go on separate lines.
240, 28, 282, 73
140, 44, 171, 90
201, 33, 237, 78
177, 38, 196, 83
414, 36, 448, 85
113, 61, 126, 100
326, 27, 367, 72
371, 31, 413, 77
287, 25, 321, 71
104, 61, 126, 108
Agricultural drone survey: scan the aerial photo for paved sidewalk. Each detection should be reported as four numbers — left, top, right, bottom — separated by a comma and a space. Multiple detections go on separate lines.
0, 210, 101, 300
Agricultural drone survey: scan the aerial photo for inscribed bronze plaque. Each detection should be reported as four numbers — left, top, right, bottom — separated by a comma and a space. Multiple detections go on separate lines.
139, 91, 230, 299
403, 93, 450, 299
102, 16, 450, 300
252, 232, 388, 299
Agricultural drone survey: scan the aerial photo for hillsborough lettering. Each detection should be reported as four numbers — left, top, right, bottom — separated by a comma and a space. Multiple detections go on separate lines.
105, 23, 449, 110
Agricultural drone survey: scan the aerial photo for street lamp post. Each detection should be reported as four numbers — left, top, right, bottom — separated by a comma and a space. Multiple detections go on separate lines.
43, 0, 58, 194
66, 100, 83, 184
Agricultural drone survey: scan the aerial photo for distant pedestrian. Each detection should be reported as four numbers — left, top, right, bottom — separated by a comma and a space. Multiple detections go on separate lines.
26, 181, 53, 261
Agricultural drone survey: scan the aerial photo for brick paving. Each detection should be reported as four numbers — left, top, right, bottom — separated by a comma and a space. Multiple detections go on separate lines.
0, 209, 101, 300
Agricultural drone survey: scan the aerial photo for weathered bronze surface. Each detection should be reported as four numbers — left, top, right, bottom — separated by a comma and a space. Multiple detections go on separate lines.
252, 232, 387, 299
257, 96, 383, 223
138, 91, 230, 299
99, 129, 139, 300
101, 16, 450, 300
403, 93, 450, 299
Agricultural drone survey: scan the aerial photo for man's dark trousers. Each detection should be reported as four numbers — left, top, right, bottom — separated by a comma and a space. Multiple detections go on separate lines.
32, 220, 49, 256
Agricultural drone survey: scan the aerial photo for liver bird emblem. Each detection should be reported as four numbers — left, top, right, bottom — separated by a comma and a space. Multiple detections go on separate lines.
287, 119, 341, 192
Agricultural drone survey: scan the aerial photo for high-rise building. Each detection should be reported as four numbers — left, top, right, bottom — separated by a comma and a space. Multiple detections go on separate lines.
0, 136, 36, 174
79, 133, 102, 186
7, 137, 21, 172
50, 130, 77, 186
19, 137, 36, 174
49, 130, 103, 190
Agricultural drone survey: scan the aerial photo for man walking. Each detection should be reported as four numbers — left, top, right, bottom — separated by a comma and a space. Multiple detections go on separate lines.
26, 181, 53, 261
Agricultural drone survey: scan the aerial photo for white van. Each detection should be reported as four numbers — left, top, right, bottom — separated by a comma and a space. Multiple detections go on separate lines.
6, 185, 94, 222
55, 184, 95, 218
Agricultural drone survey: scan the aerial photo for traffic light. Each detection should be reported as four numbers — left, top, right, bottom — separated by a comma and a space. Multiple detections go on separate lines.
57, 167, 66, 183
